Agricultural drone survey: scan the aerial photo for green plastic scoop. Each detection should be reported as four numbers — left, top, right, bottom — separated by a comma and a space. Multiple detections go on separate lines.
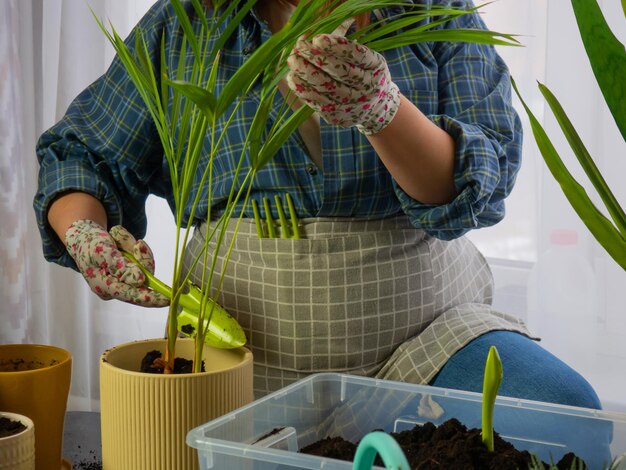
353, 431, 409, 470
175, 281, 247, 349
121, 251, 247, 349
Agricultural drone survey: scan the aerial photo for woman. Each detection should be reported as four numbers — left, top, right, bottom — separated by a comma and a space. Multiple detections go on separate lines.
35, 0, 601, 409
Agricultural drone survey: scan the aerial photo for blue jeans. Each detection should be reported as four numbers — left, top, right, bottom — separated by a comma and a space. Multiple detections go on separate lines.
430, 330, 613, 469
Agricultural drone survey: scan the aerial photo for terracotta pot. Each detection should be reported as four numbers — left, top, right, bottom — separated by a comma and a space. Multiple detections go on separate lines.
100, 338, 253, 470
0, 411, 35, 470
0, 344, 72, 470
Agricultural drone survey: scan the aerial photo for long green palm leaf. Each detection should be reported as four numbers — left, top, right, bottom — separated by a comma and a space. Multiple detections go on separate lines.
215, 28, 292, 116
571, 0, 626, 144
209, 0, 258, 60
366, 28, 519, 51
248, 93, 277, 165
216, 0, 519, 115
350, 7, 472, 44
537, 82, 626, 237
512, 78, 626, 270
170, 0, 202, 61
256, 106, 315, 170
166, 79, 218, 120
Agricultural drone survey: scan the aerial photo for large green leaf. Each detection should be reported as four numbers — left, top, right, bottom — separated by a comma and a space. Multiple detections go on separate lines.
170, 0, 201, 61
248, 93, 276, 165
215, 28, 292, 116
512, 78, 626, 270
190, 0, 209, 31
165, 79, 218, 121
571, 0, 626, 143
351, 7, 471, 44
538, 82, 626, 237
367, 28, 520, 52
209, 0, 258, 60
256, 106, 315, 170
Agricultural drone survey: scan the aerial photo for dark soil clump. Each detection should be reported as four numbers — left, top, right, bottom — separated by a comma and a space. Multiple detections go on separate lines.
300, 418, 586, 470
0, 417, 26, 438
139, 350, 205, 374
252, 427, 290, 445
71, 458, 102, 470
0, 358, 59, 372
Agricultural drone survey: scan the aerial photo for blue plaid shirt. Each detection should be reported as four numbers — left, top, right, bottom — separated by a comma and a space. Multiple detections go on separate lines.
35, 0, 522, 268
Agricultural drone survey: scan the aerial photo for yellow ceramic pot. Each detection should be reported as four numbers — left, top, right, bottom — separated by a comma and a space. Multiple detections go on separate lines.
100, 338, 253, 470
0, 344, 72, 470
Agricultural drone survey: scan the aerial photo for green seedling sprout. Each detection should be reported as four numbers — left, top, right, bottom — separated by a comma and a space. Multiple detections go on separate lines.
94, 0, 520, 374
482, 345, 503, 452
528, 453, 589, 470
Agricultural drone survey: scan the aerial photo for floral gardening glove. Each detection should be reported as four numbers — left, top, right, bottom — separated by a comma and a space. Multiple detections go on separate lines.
65, 220, 169, 307
286, 34, 401, 135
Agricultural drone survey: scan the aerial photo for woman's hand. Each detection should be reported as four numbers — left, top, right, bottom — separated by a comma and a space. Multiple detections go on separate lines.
287, 34, 401, 135
65, 220, 169, 307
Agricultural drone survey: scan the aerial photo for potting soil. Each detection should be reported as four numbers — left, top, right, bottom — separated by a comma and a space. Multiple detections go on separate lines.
300, 418, 586, 469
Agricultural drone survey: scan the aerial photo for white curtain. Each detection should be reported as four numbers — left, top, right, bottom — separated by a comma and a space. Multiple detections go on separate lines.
1, 0, 171, 411
471, 0, 626, 412
1, 0, 624, 412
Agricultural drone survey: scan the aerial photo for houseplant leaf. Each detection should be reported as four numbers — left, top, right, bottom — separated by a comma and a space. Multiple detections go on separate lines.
571, 0, 626, 143
537, 82, 626, 238
350, 7, 470, 44
512, 78, 626, 270
366, 28, 520, 51
165, 79, 218, 121
256, 106, 315, 170
208, 0, 257, 60
170, 0, 202, 60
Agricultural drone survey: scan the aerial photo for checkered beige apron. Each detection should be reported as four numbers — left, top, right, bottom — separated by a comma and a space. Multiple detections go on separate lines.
184, 216, 531, 398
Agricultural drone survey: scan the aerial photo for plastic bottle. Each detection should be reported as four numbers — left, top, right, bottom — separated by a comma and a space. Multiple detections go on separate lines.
526, 229, 598, 374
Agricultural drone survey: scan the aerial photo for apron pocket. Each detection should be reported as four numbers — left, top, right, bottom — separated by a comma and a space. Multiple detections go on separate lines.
185, 218, 436, 373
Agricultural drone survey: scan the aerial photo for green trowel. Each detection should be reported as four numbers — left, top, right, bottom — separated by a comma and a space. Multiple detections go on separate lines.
121, 251, 247, 349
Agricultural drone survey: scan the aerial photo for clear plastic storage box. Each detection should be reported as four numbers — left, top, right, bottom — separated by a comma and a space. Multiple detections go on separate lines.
187, 373, 626, 469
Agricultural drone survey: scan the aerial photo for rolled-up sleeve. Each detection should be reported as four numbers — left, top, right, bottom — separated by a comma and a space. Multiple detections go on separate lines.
394, 0, 522, 240
34, 2, 169, 268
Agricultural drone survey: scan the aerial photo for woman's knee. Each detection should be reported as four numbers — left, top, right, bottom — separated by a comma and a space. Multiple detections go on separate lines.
431, 330, 602, 409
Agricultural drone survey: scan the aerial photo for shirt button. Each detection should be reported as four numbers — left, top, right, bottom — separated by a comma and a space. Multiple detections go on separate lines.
305, 163, 318, 175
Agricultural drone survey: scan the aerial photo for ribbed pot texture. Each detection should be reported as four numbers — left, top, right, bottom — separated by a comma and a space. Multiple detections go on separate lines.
0, 412, 35, 470
100, 338, 254, 470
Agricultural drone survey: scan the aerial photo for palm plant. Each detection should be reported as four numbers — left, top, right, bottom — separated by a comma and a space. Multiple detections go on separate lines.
94, 0, 519, 373
513, 0, 626, 271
